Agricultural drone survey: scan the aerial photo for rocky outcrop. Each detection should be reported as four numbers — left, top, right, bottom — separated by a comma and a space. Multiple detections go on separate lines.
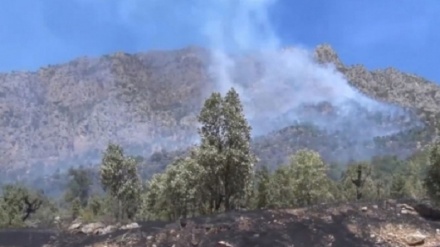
67, 221, 140, 235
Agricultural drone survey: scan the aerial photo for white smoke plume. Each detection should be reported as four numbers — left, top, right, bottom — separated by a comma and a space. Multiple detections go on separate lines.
187, 0, 417, 138
98, 0, 419, 139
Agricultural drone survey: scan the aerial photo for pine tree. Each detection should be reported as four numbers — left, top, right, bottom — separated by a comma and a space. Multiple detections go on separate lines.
100, 143, 141, 220
64, 166, 92, 207
288, 149, 334, 206
390, 173, 406, 199
197, 88, 256, 212
255, 165, 272, 209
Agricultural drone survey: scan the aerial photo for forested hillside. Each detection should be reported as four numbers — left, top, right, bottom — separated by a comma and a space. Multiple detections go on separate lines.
1, 45, 440, 183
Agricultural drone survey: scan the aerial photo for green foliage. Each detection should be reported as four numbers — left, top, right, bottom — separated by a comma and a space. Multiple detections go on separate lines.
100, 143, 142, 220
254, 165, 271, 209
70, 197, 81, 220
424, 143, 440, 203
340, 163, 376, 201
87, 195, 104, 216
140, 172, 168, 220
390, 172, 407, 199
269, 149, 335, 208
0, 184, 44, 227
141, 154, 205, 221
64, 166, 92, 207
269, 166, 295, 208
287, 150, 335, 206
0, 185, 29, 226
402, 161, 426, 199
197, 88, 256, 212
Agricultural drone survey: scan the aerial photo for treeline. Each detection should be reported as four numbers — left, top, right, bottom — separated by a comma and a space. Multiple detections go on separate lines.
0, 88, 440, 227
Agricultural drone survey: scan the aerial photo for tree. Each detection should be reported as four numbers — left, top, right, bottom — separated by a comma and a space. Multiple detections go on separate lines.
288, 149, 334, 206
0, 184, 43, 226
141, 153, 206, 221
64, 166, 92, 207
270, 166, 295, 208
141, 172, 168, 220
350, 163, 371, 200
340, 162, 376, 201
424, 143, 440, 203
254, 165, 272, 209
266, 150, 335, 208
390, 172, 407, 199
70, 197, 81, 220
197, 88, 256, 212
100, 143, 142, 220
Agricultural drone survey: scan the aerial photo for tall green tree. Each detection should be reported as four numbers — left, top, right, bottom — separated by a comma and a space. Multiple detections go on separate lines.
254, 165, 272, 209
288, 149, 335, 206
390, 172, 407, 199
270, 166, 295, 208
141, 153, 206, 221
64, 166, 92, 207
197, 88, 256, 212
268, 150, 335, 208
100, 143, 142, 220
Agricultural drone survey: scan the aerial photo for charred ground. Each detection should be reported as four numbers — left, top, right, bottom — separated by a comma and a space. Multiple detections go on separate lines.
2, 199, 440, 247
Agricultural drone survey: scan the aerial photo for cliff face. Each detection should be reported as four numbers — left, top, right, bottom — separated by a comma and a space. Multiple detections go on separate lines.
1, 45, 439, 175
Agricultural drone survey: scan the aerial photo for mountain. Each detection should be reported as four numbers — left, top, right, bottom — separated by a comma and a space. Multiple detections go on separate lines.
1, 44, 439, 179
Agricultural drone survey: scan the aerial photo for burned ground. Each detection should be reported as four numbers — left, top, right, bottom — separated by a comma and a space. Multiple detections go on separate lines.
2, 199, 440, 247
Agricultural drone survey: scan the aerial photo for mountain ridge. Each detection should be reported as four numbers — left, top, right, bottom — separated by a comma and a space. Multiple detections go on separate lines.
1, 44, 439, 179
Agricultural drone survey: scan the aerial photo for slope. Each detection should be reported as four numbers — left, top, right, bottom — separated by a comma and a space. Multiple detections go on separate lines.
1, 45, 440, 179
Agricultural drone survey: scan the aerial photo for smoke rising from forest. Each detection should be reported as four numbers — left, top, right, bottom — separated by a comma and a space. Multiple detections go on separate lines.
63, 0, 419, 140
195, 0, 419, 139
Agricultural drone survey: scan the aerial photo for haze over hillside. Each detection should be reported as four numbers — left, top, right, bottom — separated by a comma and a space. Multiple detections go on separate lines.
0, 45, 437, 177
1, 0, 439, 182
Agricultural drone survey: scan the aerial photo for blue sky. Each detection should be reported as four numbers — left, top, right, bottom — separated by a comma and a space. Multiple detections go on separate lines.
1, 0, 439, 82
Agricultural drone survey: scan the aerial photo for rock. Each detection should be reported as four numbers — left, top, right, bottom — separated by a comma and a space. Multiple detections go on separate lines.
397, 203, 414, 210
120, 222, 140, 230
398, 203, 416, 214
404, 232, 426, 246
68, 222, 82, 231
217, 241, 234, 247
372, 205, 378, 209
80, 222, 105, 235
96, 225, 118, 235
361, 206, 368, 212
